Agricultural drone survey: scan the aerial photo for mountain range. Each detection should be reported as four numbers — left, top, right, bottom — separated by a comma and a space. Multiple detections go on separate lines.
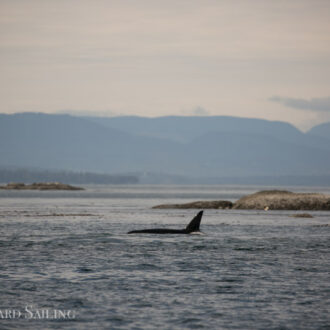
0, 112, 329, 184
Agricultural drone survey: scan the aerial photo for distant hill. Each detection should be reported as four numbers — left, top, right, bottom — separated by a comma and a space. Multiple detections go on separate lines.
307, 122, 330, 140
85, 115, 303, 143
86, 115, 330, 151
1, 113, 330, 184
0, 113, 182, 173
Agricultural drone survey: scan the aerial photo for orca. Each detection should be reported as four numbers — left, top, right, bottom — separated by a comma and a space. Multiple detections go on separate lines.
127, 211, 204, 234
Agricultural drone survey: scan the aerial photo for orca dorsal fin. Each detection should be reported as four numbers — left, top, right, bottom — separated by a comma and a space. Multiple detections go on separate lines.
185, 211, 203, 233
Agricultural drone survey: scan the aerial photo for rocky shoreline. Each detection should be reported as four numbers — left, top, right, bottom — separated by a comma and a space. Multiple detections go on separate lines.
153, 190, 330, 211
0, 182, 84, 191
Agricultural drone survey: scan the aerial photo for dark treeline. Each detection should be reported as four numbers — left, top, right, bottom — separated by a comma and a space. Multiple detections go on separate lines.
0, 168, 139, 184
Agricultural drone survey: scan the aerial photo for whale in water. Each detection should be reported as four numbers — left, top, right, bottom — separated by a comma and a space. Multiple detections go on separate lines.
127, 211, 204, 234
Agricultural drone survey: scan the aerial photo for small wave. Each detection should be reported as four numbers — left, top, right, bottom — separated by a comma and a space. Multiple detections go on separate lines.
76, 267, 94, 273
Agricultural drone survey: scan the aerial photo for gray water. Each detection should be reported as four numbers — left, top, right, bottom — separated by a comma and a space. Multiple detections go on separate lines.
0, 185, 329, 329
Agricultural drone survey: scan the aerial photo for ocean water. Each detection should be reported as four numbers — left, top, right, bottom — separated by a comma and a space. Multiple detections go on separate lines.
0, 185, 329, 329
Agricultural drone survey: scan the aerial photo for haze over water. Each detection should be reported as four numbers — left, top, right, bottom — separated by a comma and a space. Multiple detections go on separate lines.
0, 185, 329, 329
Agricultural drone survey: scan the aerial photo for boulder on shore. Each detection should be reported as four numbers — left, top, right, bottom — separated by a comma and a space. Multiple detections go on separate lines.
152, 200, 233, 209
0, 182, 84, 191
233, 190, 330, 210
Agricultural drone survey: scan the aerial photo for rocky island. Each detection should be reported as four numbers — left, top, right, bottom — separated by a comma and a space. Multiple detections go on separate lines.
152, 190, 330, 211
233, 190, 330, 210
0, 182, 84, 191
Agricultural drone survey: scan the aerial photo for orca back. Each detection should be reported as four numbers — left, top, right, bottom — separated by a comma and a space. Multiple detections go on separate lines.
127, 210, 204, 234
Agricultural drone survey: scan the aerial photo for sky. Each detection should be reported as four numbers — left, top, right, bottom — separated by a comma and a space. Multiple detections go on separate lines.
1, 0, 330, 130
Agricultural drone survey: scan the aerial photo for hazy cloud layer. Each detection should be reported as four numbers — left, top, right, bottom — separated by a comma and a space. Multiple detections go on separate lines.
1, 0, 330, 129
270, 96, 330, 112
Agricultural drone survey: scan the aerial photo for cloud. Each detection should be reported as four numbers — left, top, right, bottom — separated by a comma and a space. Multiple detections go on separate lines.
192, 106, 209, 116
269, 96, 330, 112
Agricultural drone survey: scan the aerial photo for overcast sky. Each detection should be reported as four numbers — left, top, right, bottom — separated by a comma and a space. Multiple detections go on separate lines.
1, 0, 330, 130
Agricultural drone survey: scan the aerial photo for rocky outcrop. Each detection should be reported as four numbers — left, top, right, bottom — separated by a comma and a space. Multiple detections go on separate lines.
0, 182, 84, 190
152, 190, 330, 211
152, 200, 233, 209
233, 190, 330, 210
289, 213, 313, 218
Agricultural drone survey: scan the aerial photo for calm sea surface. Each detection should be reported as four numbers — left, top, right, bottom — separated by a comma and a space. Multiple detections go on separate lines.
0, 185, 329, 329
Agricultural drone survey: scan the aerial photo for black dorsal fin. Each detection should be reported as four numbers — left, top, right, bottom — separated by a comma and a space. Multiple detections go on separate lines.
185, 211, 203, 233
